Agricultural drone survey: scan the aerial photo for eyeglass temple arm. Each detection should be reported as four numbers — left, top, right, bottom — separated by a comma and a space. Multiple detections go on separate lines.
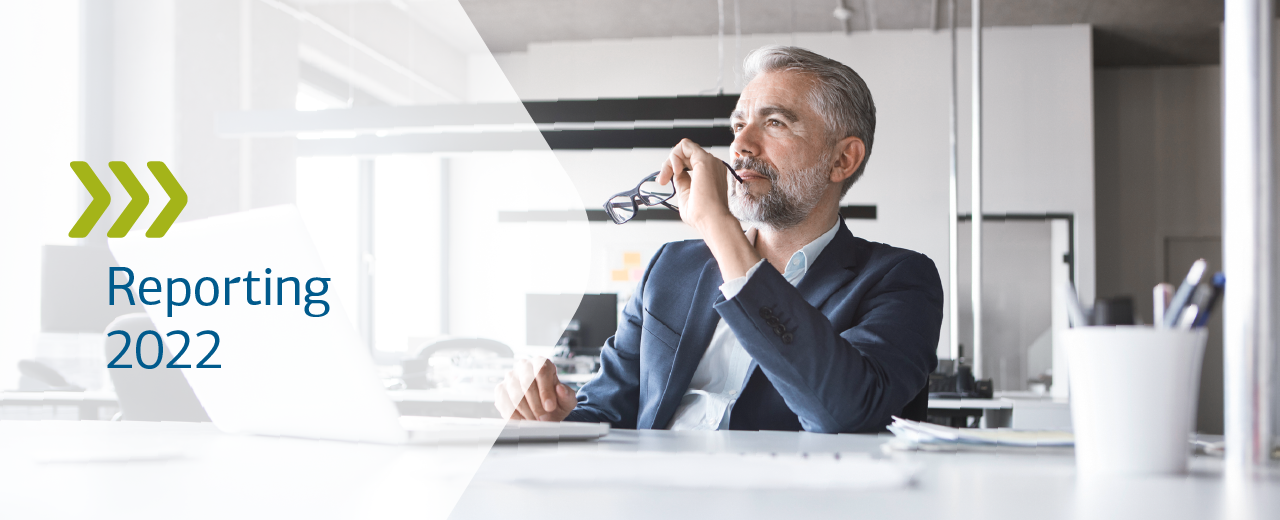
722, 160, 743, 183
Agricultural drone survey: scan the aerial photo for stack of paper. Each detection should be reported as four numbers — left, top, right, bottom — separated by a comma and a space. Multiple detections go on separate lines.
886, 417, 1074, 452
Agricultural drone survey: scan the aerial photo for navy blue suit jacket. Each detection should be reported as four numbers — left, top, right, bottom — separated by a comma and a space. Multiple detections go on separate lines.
565, 220, 943, 433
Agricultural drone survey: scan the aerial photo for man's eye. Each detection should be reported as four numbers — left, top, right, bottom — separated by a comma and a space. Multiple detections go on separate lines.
767, 119, 782, 127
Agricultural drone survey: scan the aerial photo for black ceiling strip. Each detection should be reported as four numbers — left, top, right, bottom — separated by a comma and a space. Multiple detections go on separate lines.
540, 127, 734, 149
500, 205, 877, 223
523, 94, 740, 124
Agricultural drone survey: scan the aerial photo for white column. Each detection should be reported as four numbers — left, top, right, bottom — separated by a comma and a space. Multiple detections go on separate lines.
1222, 0, 1275, 477
440, 156, 452, 335
947, 0, 960, 362
78, 0, 114, 246
970, 0, 984, 378
238, 0, 252, 212
357, 158, 375, 350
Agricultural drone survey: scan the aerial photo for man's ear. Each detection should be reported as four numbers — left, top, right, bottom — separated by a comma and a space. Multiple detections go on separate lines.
829, 136, 866, 184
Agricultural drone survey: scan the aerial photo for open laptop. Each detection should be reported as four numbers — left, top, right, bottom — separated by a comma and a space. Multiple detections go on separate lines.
107, 205, 607, 444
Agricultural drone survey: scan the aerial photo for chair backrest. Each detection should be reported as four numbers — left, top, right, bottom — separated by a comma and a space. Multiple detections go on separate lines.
104, 313, 210, 422
899, 384, 930, 422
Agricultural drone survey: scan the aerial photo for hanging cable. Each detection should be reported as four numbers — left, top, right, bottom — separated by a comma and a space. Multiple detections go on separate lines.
716, 0, 725, 94
734, 0, 741, 89
834, 0, 853, 35
702, 0, 726, 95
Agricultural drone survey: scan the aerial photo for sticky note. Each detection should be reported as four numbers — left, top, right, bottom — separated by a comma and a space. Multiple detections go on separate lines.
623, 252, 642, 267
611, 269, 630, 281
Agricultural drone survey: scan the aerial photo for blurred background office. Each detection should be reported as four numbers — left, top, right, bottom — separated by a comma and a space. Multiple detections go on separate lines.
0, 0, 1270, 436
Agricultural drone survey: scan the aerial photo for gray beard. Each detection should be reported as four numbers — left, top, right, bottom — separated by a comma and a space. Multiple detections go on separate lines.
728, 154, 831, 231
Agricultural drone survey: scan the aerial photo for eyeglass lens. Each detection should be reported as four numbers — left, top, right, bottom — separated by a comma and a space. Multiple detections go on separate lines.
606, 194, 636, 224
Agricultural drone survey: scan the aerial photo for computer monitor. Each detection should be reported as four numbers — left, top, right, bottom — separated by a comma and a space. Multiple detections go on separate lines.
41, 245, 138, 332
525, 293, 618, 355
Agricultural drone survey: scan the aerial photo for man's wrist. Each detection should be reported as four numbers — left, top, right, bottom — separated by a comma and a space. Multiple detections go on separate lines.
702, 217, 760, 280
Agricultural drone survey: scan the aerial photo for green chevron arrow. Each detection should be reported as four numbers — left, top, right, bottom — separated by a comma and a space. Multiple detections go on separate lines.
145, 161, 186, 237
107, 161, 149, 238
68, 161, 112, 238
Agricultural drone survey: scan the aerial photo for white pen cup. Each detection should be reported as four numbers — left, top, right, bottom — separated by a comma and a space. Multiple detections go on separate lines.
1061, 326, 1207, 477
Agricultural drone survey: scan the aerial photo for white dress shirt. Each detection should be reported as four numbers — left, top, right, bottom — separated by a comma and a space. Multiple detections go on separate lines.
667, 220, 841, 430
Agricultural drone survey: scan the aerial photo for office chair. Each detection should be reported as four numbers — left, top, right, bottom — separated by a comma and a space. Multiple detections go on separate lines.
103, 313, 211, 422
899, 385, 930, 422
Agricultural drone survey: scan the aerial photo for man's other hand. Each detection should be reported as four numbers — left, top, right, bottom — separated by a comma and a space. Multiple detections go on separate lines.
494, 358, 577, 421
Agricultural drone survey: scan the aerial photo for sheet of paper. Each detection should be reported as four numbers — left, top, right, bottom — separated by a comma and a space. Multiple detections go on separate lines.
888, 417, 1074, 447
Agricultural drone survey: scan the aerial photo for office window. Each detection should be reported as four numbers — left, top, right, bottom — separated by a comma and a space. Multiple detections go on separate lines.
372, 155, 442, 354
296, 154, 444, 356
296, 156, 361, 337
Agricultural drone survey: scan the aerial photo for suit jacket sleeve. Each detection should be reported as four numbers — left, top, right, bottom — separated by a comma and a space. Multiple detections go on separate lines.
563, 245, 668, 427
713, 252, 943, 433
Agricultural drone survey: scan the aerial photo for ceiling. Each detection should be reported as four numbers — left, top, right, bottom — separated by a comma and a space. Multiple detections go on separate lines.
456, 0, 1226, 67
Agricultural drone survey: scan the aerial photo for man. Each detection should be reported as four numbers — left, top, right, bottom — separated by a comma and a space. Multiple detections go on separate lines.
496, 45, 943, 433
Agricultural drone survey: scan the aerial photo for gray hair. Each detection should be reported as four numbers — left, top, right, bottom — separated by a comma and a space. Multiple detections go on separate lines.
742, 45, 876, 194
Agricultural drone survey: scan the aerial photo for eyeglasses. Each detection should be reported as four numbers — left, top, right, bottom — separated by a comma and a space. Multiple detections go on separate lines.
603, 160, 742, 225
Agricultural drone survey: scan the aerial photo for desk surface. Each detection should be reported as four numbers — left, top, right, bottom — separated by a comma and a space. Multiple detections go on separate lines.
2, 421, 1277, 520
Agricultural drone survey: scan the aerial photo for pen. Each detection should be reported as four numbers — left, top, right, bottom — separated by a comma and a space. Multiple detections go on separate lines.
1176, 304, 1199, 330
1163, 259, 1208, 328
1153, 282, 1174, 328
1190, 272, 1225, 328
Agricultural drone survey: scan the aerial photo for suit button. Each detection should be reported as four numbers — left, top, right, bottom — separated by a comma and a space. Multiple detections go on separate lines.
781, 333, 794, 344
759, 307, 773, 318
772, 325, 785, 336
765, 316, 780, 326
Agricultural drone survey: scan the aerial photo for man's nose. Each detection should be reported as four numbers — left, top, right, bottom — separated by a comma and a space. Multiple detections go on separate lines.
731, 125, 759, 158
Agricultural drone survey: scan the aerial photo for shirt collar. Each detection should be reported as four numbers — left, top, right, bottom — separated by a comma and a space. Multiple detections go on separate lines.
743, 218, 841, 283
783, 219, 840, 282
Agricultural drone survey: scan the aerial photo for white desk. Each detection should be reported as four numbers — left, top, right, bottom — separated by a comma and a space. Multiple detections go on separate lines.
1, 421, 1276, 520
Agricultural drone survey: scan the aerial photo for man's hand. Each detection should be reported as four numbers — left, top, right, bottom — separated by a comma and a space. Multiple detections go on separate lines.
494, 358, 578, 421
658, 139, 762, 281
657, 139, 737, 232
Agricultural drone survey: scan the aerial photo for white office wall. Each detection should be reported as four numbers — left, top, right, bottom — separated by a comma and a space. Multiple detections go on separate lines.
0, 0, 81, 389
490, 25, 1096, 359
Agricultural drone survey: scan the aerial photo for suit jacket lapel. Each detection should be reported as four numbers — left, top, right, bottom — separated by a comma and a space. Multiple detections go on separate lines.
649, 256, 723, 429
794, 220, 864, 311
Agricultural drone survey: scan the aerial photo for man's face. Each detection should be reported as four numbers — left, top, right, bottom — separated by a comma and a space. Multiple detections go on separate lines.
728, 70, 834, 230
